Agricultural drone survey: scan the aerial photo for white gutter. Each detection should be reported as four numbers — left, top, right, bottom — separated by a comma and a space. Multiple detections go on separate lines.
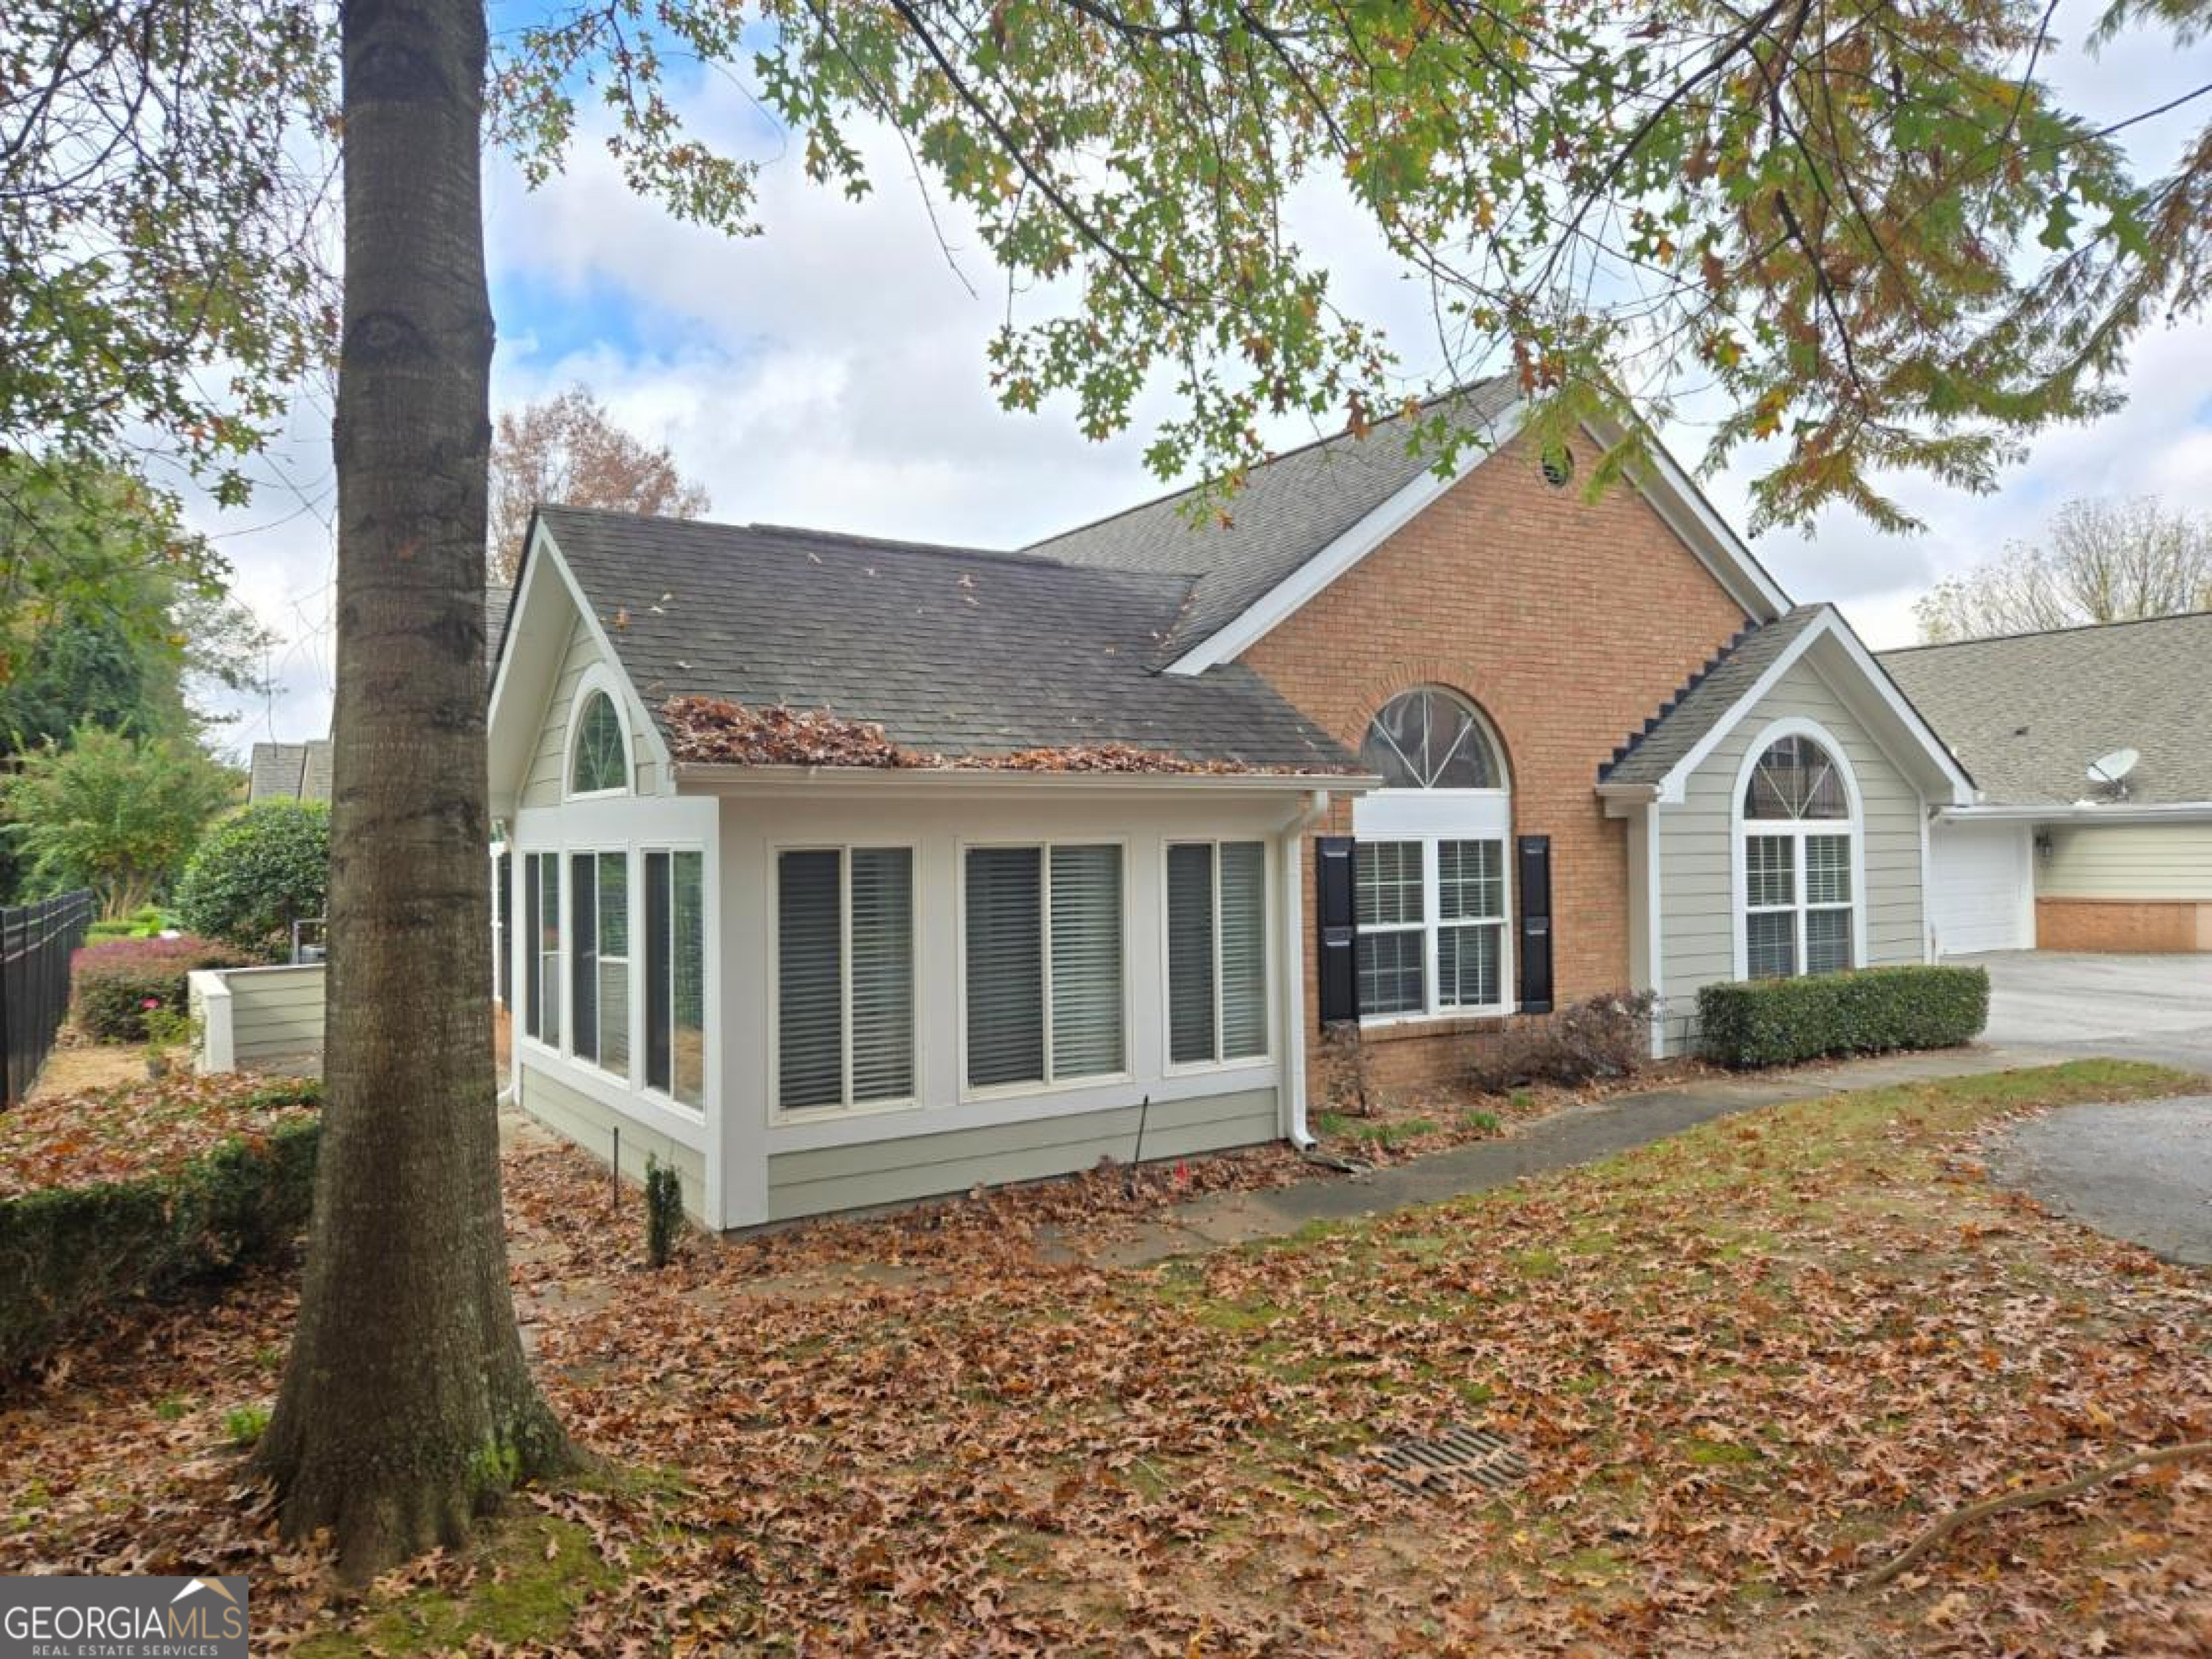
1277, 789, 1332, 1151
673, 760, 1380, 795
1937, 800, 2212, 825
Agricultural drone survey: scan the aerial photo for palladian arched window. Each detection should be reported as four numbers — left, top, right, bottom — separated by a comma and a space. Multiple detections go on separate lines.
570, 691, 628, 796
1359, 686, 1503, 789
1739, 729, 1857, 979
1352, 687, 1512, 1020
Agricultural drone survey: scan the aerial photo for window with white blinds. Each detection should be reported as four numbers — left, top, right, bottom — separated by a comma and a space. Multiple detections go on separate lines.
570, 850, 629, 1076
965, 843, 1124, 1091
776, 847, 915, 1114
1167, 841, 1269, 1066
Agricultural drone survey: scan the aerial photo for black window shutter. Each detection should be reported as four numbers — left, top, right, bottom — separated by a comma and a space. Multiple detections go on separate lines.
1316, 836, 1357, 1024
1517, 835, 1553, 1014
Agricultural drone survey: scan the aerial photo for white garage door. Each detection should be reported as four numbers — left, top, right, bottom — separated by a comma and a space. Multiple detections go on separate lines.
1928, 820, 2033, 956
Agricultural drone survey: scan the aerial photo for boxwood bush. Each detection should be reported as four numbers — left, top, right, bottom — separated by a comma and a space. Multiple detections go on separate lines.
0, 1086, 320, 1374
71, 935, 252, 1041
1697, 965, 1990, 1069
175, 799, 330, 958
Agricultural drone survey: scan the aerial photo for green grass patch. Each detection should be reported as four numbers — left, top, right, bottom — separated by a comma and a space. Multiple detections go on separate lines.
1316, 1111, 1439, 1148
292, 1510, 624, 1658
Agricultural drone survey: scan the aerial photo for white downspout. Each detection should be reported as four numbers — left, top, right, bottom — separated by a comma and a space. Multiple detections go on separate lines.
1278, 788, 1331, 1149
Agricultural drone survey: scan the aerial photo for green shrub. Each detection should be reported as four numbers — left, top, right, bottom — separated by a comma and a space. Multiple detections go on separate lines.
1464, 989, 1658, 1092
175, 799, 329, 957
223, 1404, 271, 1447
70, 935, 251, 1041
84, 907, 171, 943
1697, 966, 1990, 1069
644, 1156, 684, 1269
0, 1114, 320, 1374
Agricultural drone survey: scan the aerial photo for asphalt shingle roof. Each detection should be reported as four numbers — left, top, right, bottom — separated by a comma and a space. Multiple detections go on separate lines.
1600, 606, 1832, 785
1879, 611, 2212, 805
537, 506, 1359, 772
1028, 378, 1521, 661
248, 741, 332, 802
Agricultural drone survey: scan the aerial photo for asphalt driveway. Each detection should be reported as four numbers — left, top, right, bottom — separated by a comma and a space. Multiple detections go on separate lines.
1959, 950, 2212, 1266
1961, 949, 2212, 1074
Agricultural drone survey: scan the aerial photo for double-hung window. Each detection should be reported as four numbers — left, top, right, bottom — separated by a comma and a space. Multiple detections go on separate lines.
644, 850, 706, 1109
1354, 838, 1507, 1017
1740, 732, 1856, 979
1352, 687, 1514, 1022
965, 843, 1124, 1091
570, 850, 630, 1074
777, 848, 916, 1113
523, 852, 560, 1046
1166, 841, 1269, 1066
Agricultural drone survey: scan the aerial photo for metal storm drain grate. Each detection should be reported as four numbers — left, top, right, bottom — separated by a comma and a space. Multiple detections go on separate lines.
1363, 1424, 1528, 1497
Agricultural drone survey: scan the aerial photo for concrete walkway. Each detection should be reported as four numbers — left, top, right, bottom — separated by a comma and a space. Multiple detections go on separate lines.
1994, 1094, 2212, 1267
1061, 1042, 2081, 1268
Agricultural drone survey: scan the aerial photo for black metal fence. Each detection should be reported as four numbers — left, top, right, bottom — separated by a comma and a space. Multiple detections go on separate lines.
1, 890, 94, 1107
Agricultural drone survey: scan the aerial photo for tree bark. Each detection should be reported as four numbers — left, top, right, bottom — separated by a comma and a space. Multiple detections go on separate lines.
254, 0, 567, 1581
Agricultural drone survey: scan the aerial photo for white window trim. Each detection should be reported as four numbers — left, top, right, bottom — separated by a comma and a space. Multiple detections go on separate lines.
1352, 833, 1516, 1027
562, 662, 637, 801
1729, 716, 1869, 981
1160, 838, 1276, 1076
767, 840, 923, 1125
567, 845, 634, 1086
955, 836, 1133, 1104
637, 841, 709, 1120
520, 849, 564, 1054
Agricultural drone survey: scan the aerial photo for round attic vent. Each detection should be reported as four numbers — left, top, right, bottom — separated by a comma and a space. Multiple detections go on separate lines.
1539, 444, 1574, 487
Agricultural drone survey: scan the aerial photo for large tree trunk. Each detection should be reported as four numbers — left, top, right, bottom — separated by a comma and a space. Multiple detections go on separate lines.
254, 0, 567, 1580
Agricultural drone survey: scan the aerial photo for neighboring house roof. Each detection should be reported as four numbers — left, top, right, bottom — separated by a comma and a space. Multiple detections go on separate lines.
533, 505, 1359, 773
1879, 611, 2212, 806
1599, 603, 1974, 806
1029, 379, 1524, 665
247, 740, 332, 802
485, 582, 513, 676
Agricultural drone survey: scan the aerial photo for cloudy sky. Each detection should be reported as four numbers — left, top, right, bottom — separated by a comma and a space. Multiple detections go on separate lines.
196, 12, 2212, 755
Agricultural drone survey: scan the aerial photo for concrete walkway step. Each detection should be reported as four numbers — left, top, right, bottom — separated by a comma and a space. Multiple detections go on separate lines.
1067, 1043, 2079, 1269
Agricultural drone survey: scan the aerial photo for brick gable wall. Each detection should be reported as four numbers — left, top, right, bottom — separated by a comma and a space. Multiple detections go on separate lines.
1238, 430, 1757, 1100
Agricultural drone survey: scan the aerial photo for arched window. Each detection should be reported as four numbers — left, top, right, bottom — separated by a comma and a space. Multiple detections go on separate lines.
1359, 687, 1503, 790
1737, 727, 1858, 980
570, 691, 628, 796
1351, 687, 1512, 1020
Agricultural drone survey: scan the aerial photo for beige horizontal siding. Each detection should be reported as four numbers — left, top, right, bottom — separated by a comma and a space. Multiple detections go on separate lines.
2038, 823, 2212, 901
225, 965, 325, 1071
1656, 656, 1927, 1046
766, 1087, 1278, 1222
518, 1061, 706, 1221
518, 612, 660, 807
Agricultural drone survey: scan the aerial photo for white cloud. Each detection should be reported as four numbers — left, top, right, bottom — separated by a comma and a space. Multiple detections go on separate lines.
191, 42, 2212, 738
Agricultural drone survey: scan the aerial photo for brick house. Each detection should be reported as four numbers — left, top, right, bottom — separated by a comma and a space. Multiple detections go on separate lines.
486, 380, 1972, 1228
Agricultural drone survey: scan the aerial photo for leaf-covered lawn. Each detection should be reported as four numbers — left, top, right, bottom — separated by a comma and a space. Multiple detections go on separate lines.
5, 1061, 2209, 1654
0, 1071, 318, 1200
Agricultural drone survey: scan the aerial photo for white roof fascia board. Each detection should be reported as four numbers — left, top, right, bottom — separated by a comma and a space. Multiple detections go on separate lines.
1645, 608, 1974, 807
536, 521, 678, 783
1161, 403, 1528, 677
1163, 401, 1791, 678
1583, 413, 1792, 621
1938, 800, 2212, 824
673, 763, 1380, 798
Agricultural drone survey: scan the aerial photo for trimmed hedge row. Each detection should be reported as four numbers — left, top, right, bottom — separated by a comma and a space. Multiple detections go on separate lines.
0, 1094, 320, 1375
71, 934, 251, 1041
1697, 965, 1990, 1069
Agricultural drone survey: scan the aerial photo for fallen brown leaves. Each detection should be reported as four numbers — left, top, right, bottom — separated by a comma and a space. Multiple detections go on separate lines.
0, 1070, 316, 1200
4, 1061, 2209, 1657
661, 694, 1331, 775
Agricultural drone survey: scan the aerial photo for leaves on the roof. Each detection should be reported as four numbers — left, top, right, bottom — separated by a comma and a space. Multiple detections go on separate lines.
660, 695, 1343, 774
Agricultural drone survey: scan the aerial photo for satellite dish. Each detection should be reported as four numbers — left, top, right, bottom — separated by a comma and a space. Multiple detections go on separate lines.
2087, 747, 2140, 787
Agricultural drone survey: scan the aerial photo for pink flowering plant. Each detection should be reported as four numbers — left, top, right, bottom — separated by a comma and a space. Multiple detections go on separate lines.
69, 936, 251, 1043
